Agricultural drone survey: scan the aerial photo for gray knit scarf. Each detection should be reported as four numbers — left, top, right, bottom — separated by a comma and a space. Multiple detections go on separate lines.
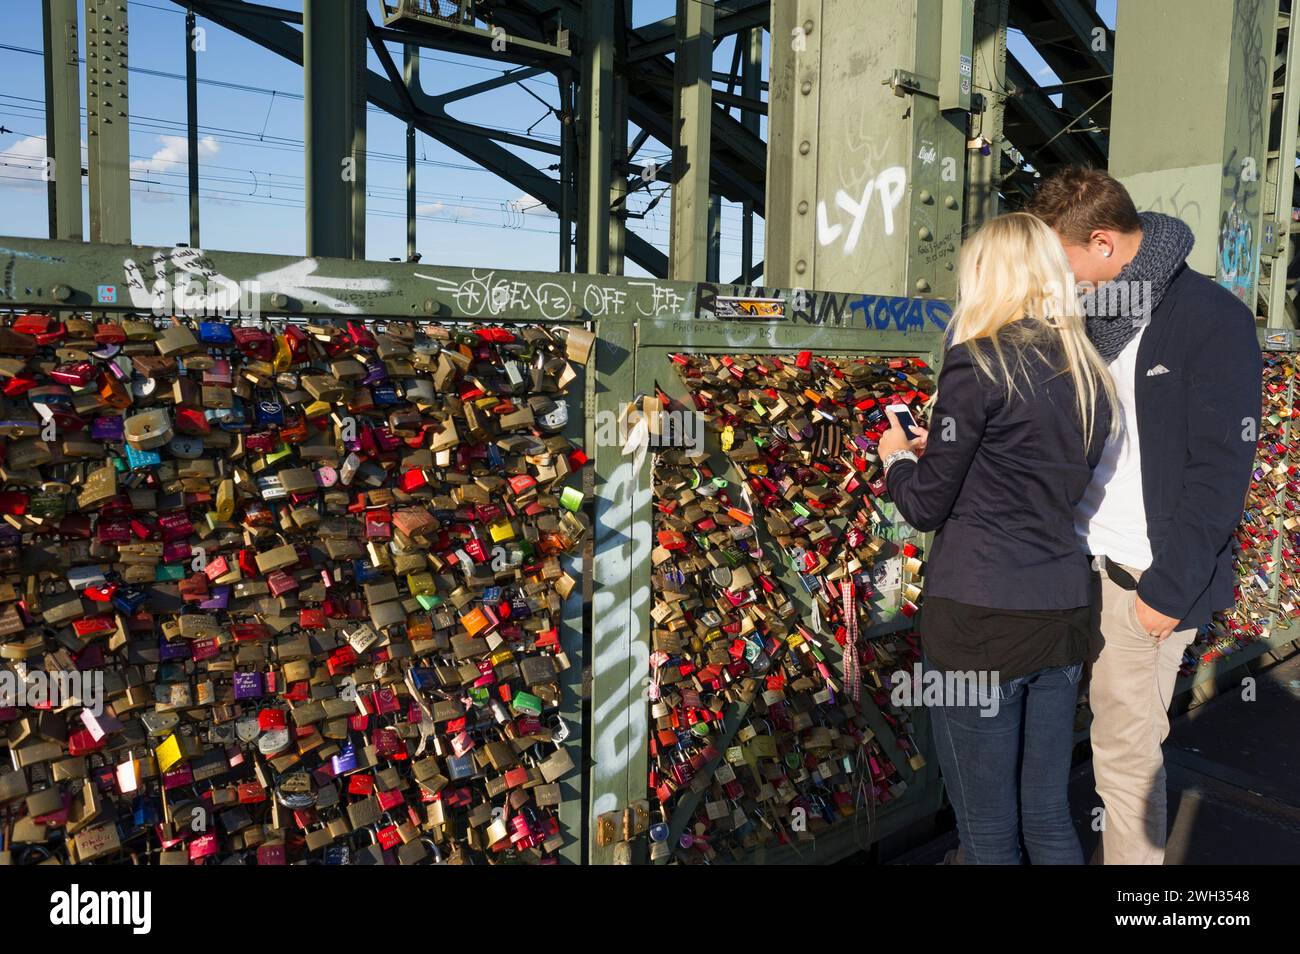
1078, 211, 1194, 363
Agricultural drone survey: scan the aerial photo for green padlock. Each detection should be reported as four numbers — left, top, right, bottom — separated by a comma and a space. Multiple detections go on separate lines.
511, 691, 542, 716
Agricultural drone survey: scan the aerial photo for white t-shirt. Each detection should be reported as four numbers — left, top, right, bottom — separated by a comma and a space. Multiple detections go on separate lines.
1076, 328, 1153, 570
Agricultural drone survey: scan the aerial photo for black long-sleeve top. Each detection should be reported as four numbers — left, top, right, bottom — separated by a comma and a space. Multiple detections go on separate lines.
885, 328, 1109, 611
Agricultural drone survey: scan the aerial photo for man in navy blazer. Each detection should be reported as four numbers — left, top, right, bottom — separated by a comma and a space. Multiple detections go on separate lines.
1029, 168, 1262, 864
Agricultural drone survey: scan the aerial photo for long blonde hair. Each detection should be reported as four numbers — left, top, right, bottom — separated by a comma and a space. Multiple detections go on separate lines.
946, 211, 1118, 446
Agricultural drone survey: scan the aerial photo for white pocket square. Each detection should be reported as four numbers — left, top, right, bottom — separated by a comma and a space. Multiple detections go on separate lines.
1145, 364, 1170, 376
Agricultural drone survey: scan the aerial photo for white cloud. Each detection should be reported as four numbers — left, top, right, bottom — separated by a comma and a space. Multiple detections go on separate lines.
417, 199, 487, 222
513, 192, 549, 214
131, 134, 220, 203
0, 134, 86, 191
131, 134, 219, 176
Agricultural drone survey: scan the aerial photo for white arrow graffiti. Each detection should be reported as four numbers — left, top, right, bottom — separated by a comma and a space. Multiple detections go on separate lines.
122, 248, 391, 316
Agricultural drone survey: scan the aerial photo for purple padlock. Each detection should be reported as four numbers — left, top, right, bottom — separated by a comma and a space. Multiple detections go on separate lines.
91, 415, 125, 441
232, 671, 264, 700
158, 637, 190, 662
331, 740, 358, 776
199, 585, 230, 611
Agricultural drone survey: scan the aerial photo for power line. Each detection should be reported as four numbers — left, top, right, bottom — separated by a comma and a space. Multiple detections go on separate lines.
0, 42, 564, 144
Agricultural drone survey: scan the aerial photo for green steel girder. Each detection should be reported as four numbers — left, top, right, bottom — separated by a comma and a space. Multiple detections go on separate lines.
965, 0, 1009, 231
369, 22, 562, 67
380, 0, 573, 58
669, 0, 715, 281
173, 0, 669, 276
627, 0, 771, 63
1004, 0, 1111, 172
84, 0, 132, 245
1003, 54, 1103, 172
489, 0, 768, 212
578, 0, 614, 275
303, 0, 364, 260
42, 0, 83, 242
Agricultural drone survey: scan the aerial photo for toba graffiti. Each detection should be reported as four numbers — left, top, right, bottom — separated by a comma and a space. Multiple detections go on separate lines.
851, 294, 951, 333
817, 166, 907, 254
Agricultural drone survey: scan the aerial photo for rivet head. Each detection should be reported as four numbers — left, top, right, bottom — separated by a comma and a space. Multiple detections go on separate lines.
795, 260, 807, 275
799, 140, 810, 155
801, 80, 812, 95
915, 278, 931, 293
51, 284, 73, 302
918, 189, 934, 204
797, 200, 809, 215
944, 195, 959, 210
803, 20, 815, 34
918, 227, 933, 241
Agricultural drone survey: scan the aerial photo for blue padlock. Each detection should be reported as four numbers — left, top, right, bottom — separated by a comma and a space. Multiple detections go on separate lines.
373, 384, 400, 406
111, 584, 147, 616
198, 321, 234, 346
124, 444, 161, 470
255, 400, 284, 428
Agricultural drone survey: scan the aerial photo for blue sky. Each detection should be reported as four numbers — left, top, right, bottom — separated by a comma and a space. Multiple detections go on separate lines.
0, 0, 1114, 279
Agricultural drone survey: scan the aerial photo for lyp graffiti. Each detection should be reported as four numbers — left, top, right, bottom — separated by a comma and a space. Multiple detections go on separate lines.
816, 166, 908, 254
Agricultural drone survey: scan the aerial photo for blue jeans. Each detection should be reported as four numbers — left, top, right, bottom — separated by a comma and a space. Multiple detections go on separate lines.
927, 655, 1084, 864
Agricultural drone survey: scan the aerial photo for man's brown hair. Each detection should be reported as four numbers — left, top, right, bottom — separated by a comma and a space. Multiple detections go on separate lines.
1025, 165, 1141, 245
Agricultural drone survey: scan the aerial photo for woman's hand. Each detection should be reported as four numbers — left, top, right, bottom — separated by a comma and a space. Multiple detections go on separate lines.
879, 411, 928, 460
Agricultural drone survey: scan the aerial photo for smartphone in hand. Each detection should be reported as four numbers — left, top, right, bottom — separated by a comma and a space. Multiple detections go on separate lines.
885, 403, 920, 440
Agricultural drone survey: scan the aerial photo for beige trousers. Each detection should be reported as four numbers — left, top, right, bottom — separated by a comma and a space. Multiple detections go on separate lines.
1085, 563, 1197, 865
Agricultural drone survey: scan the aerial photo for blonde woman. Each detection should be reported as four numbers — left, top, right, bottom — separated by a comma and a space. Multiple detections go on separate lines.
878, 211, 1117, 865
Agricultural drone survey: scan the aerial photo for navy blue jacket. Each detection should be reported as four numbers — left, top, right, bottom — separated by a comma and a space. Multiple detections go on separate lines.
885, 327, 1110, 610
1130, 264, 1262, 629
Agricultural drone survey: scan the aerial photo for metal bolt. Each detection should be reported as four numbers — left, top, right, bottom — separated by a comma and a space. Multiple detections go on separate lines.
803, 19, 815, 34
795, 260, 807, 275
797, 200, 808, 215
918, 189, 933, 204
51, 284, 72, 302
915, 278, 931, 293
801, 80, 812, 95
918, 227, 933, 241
799, 140, 810, 155
944, 195, 959, 210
